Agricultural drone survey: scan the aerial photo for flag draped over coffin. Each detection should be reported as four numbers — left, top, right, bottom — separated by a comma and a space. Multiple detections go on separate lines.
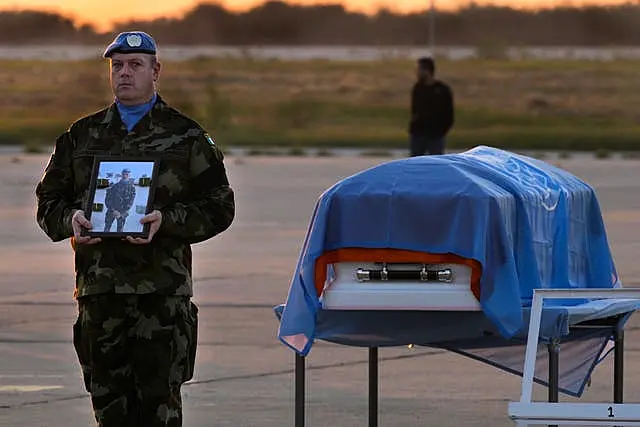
277, 146, 620, 356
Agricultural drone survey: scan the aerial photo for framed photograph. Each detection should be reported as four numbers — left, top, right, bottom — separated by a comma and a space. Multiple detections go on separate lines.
83, 156, 160, 238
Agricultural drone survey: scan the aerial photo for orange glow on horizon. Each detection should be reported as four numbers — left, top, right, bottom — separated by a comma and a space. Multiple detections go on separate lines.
0, 0, 633, 31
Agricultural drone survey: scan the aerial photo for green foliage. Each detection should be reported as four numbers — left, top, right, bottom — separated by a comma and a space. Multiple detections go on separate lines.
475, 39, 510, 60
0, 131, 24, 146
595, 149, 612, 159
6, 3, 640, 46
202, 82, 233, 132
276, 96, 324, 129
4, 57, 640, 153
316, 149, 335, 157
559, 151, 573, 159
287, 147, 307, 156
23, 139, 44, 153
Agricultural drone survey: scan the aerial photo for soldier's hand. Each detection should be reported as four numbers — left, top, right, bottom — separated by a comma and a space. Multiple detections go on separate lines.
71, 210, 102, 245
113, 210, 121, 218
127, 210, 162, 245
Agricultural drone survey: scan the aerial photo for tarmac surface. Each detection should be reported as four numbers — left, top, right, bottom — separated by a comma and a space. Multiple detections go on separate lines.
0, 152, 639, 426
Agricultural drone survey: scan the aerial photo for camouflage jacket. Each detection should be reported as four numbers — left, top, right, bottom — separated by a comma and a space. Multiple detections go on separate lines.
35, 95, 235, 299
105, 179, 136, 213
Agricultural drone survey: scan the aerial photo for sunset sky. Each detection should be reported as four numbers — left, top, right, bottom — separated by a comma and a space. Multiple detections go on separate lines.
0, 0, 629, 31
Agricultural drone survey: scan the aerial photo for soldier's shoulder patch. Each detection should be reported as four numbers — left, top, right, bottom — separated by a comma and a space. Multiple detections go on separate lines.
204, 133, 216, 147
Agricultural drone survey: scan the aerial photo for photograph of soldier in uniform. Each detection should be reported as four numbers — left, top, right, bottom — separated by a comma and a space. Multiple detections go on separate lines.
86, 159, 157, 236
103, 167, 136, 232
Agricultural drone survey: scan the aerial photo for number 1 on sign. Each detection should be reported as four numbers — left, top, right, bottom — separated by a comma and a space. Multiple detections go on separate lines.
608, 406, 614, 417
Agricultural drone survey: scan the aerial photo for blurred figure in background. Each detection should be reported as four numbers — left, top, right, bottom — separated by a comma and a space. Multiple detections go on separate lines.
408, 57, 454, 156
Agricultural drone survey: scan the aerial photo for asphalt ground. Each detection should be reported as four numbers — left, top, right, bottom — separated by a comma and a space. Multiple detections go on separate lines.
1, 153, 639, 426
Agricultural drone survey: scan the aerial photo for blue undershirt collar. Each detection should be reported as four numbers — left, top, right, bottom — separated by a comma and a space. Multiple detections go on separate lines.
115, 93, 157, 132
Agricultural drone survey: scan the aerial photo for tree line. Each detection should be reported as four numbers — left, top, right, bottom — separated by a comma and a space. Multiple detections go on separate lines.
2, 1, 640, 46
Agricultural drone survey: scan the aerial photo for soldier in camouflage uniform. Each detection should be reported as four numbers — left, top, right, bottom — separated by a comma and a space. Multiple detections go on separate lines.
104, 168, 136, 232
35, 31, 235, 427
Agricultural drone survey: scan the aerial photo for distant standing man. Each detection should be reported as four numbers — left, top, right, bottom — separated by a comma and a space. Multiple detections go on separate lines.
408, 57, 454, 156
104, 168, 136, 233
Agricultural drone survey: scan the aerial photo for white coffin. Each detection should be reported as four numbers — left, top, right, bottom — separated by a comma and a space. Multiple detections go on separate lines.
321, 262, 482, 311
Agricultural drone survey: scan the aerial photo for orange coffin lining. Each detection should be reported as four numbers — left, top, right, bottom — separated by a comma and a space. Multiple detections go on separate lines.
314, 248, 482, 302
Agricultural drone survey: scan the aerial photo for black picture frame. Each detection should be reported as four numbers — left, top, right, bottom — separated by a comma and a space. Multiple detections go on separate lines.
82, 156, 160, 239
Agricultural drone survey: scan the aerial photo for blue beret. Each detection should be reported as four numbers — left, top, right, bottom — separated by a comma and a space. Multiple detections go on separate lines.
103, 31, 157, 58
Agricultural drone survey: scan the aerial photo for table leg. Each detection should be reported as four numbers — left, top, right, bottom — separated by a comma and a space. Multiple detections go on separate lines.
548, 341, 560, 427
369, 347, 378, 427
295, 353, 305, 427
614, 326, 624, 404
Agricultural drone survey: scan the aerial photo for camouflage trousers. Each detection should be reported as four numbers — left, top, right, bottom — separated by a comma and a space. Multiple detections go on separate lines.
104, 210, 127, 233
73, 294, 198, 427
